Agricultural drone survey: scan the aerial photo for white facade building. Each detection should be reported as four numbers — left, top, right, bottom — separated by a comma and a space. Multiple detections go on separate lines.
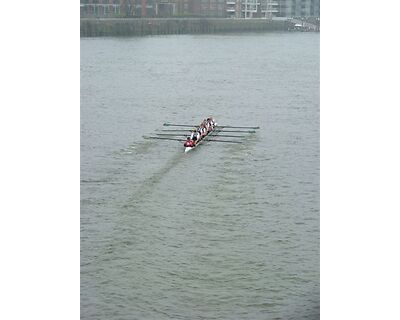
226, 0, 319, 19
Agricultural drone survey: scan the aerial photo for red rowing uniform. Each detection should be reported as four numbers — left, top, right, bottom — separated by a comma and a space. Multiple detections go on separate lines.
184, 140, 194, 147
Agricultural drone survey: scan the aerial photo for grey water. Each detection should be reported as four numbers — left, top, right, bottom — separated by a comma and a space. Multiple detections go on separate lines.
81, 32, 319, 320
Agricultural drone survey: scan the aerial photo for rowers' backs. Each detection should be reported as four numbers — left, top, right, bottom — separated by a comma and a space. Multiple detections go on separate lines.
183, 117, 216, 148
207, 117, 216, 128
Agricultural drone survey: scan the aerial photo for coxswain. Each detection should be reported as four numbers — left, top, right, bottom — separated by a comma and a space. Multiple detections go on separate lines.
184, 137, 194, 148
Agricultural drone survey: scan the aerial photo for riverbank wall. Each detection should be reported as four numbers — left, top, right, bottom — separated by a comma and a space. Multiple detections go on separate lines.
80, 18, 289, 37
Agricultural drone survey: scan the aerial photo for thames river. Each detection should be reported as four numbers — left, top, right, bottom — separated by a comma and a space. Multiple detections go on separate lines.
81, 32, 319, 319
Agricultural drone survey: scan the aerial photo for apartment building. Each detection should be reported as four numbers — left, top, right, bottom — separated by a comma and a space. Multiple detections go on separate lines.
268, 0, 320, 18
80, 0, 319, 18
225, 1, 239, 18
193, 0, 225, 17
80, 1, 140, 17
231, 0, 319, 18
157, 0, 227, 17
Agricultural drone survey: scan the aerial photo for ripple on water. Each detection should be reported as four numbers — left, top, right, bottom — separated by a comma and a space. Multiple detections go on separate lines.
81, 33, 319, 320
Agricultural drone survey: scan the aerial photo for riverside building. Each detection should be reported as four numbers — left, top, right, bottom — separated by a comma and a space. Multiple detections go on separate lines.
80, 0, 319, 18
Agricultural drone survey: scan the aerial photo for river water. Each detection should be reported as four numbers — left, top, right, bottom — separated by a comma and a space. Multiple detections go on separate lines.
81, 32, 319, 319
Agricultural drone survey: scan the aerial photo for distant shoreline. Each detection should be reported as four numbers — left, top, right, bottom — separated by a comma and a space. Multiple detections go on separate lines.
80, 18, 295, 37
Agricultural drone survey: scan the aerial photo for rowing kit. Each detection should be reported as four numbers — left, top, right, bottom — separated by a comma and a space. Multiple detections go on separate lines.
143, 118, 259, 153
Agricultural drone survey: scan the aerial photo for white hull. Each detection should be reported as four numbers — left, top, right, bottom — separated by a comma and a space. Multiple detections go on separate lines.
184, 147, 193, 153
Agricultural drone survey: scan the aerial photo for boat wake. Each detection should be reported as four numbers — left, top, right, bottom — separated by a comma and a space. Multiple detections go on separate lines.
122, 153, 184, 209
115, 140, 156, 156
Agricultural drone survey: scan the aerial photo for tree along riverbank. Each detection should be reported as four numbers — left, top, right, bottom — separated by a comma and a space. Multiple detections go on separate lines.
80, 18, 289, 37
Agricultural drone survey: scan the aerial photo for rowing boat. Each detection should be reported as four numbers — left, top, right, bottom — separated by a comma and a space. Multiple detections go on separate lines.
143, 119, 259, 153
184, 122, 219, 153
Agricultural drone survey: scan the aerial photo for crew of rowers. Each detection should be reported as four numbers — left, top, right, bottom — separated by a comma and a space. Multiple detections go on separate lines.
184, 117, 216, 148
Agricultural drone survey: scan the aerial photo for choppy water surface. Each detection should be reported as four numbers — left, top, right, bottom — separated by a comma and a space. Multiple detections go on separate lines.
81, 32, 319, 319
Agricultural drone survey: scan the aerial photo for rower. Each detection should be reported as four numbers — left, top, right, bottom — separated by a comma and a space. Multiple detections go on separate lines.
184, 137, 194, 147
194, 131, 201, 143
208, 117, 215, 127
192, 131, 198, 143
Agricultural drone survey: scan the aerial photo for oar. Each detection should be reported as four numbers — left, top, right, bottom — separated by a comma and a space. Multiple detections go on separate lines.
204, 139, 243, 144
163, 123, 197, 127
143, 136, 184, 142
159, 129, 192, 132
219, 129, 256, 133
156, 133, 191, 136
156, 133, 247, 138
217, 125, 260, 129
160, 129, 256, 133
205, 134, 247, 138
